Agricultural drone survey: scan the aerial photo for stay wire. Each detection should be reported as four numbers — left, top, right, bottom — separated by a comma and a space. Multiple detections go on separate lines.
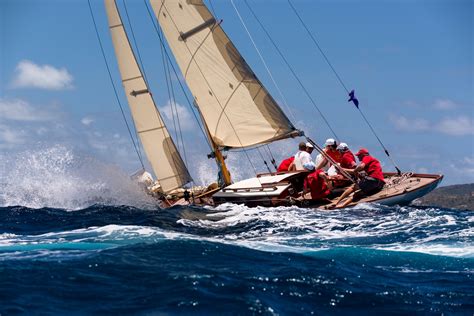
143, 0, 213, 152
87, 0, 145, 170
156, 2, 263, 180
123, 0, 190, 172
287, 0, 401, 174
265, 144, 278, 170
230, 0, 297, 124
256, 147, 272, 173
243, 0, 339, 141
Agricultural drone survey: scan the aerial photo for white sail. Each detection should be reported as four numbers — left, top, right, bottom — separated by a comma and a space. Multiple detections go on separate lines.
105, 0, 192, 193
150, 0, 300, 148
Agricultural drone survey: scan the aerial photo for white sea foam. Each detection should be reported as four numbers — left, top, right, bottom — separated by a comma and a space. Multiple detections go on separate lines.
0, 145, 157, 210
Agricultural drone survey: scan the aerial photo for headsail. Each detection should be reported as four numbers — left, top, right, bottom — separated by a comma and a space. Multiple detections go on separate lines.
150, 0, 300, 148
105, 0, 192, 193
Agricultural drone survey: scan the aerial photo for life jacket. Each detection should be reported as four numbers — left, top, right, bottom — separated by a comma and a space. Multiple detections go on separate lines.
361, 155, 385, 182
277, 156, 294, 172
304, 169, 330, 200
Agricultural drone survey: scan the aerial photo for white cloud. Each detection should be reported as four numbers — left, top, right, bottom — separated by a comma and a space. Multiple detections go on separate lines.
0, 124, 26, 146
81, 117, 94, 126
433, 99, 459, 110
389, 114, 430, 132
0, 98, 57, 122
11, 60, 73, 90
161, 101, 195, 131
437, 116, 474, 136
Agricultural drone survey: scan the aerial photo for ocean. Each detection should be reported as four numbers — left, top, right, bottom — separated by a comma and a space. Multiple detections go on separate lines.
0, 203, 472, 314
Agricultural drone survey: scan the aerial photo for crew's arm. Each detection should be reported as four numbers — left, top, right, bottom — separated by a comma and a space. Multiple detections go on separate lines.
353, 162, 366, 176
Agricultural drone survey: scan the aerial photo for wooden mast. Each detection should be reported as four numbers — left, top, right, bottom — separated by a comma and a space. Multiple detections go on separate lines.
193, 101, 232, 186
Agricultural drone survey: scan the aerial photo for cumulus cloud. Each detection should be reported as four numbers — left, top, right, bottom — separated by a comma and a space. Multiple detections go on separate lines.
390, 113, 474, 136
11, 60, 73, 90
389, 114, 430, 132
437, 116, 474, 136
433, 99, 459, 110
81, 117, 94, 126
0, 98, 57, 122
161, 101, 195, 131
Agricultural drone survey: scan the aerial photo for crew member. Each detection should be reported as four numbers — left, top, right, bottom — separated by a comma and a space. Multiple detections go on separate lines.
330, 142, 356, 187
303, 164, 330, 200
326, 148, 385, 209
315, 138, 342, 173
277, 156, 294, 172
291, 141, 314, 171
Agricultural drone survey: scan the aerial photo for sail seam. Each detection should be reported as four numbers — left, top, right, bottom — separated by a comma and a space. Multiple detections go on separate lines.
109, 23, 123, 29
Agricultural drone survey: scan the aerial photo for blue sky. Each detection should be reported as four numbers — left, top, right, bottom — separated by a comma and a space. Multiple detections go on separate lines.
1, 0, 472, 186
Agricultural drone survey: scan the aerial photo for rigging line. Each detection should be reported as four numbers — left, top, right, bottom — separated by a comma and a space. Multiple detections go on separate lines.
256, 147, 272, 173
230, 0, 297, 124
243, 0, 339, 141
158, 2, 263, 180
287, 0, 349, 94
144, 0, 213, 152
112, 0, 191, 186
165, 49, 189, 167
265, 144, 278, 170
87, 0, 145, 170
287, 0, 401, 174
159, 38, 181, 151
208, 0, 218, 19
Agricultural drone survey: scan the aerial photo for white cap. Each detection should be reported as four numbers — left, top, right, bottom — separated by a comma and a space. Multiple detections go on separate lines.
305, 142, 314, 148
337, 142, 349, 151
324, 138, 337, 147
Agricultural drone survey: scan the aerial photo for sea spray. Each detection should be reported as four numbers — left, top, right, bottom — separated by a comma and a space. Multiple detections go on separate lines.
0, 145, 156, 209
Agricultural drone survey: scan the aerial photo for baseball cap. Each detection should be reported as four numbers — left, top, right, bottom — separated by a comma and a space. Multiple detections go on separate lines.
355, 148, 369, 156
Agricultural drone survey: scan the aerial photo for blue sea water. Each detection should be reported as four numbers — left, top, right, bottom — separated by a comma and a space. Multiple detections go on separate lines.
0, 146, 472, 314
0, 204, 473, 315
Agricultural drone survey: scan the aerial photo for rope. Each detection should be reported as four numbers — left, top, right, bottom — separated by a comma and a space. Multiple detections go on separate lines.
257, 147, 272, 173
122, 0, 192, 179
243, 0, 339, 141
87, 0, 145, 170
230, 0, 297, 123
143, 0, 212, 152
157, 2, 263, 180
287, 0, 401, 175
265, 145, 278, 170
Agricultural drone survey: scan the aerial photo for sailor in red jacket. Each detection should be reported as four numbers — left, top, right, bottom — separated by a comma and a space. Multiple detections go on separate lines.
277, 156, 295, 172
303, 165, 330, 200
325, 148, 385, 209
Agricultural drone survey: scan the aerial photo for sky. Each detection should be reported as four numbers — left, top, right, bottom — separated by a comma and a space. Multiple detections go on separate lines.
0, 0, 473, 186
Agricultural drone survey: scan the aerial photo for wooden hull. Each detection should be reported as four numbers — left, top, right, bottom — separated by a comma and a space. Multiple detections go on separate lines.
210, 171, 443, 209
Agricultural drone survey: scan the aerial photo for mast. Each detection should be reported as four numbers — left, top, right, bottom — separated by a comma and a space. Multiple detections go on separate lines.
105, 0, 192, 193
194, 100, 232, 185
150, 0, 302, 151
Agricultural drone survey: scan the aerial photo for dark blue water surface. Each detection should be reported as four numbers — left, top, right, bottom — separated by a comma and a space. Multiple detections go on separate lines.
0, 204, 473, 315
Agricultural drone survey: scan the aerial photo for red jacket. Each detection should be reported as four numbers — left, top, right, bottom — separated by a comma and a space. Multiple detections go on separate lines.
340, 151, 356, 169
277, 157, 294, 172
304, 169, 330, 199
361, 155, 385, 182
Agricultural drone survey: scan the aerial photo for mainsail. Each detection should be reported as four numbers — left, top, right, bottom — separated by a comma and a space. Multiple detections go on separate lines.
150, 0, 300, 148
105, 0, 192, 193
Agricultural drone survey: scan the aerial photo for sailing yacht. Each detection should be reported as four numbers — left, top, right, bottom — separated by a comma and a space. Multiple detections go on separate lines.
103, 0, 443, 209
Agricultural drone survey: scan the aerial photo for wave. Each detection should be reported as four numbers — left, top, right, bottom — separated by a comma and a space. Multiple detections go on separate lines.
0, 203, 472, 260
